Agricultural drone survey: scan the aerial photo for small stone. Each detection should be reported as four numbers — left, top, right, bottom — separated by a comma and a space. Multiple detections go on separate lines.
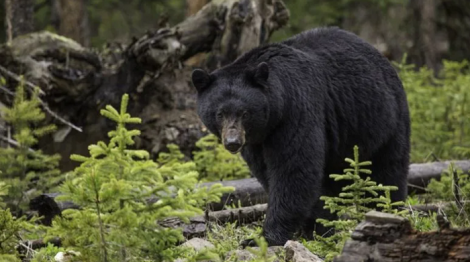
54, 250, 81, 262
284, 240, 323, 262
226, 246, 281, 261
165, 126, 180, 140
365, 210, 407, 224
181, 238, 215, 251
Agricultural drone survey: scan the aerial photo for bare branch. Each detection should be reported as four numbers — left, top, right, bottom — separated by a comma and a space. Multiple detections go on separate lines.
0, 65, 45, 95
0, 134, 35, 152
0, 66, 82, 132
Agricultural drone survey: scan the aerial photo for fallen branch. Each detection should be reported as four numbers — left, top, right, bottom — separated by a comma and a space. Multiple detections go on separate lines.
0, 134, 35, 152
0, 64, 45, 95
335, 211, 470, 262
160, 204, 268, 238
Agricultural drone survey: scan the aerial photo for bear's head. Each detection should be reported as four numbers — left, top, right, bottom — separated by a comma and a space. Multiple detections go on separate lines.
191, 62, 275, 154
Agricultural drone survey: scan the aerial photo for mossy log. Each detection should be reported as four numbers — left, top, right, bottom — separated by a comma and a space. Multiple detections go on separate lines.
334, 211, 470, 262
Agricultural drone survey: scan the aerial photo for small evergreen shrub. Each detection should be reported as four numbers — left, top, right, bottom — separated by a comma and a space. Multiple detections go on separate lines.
426, 162, 470, 227
306, 146, 406, 261
0, 180, 41, 262
0, 77, 61, 213
193, 134, 250, 182
45, 94, 233, 262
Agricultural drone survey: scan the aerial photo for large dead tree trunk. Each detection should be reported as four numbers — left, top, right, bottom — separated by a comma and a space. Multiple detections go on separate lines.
0, 0, 289, 171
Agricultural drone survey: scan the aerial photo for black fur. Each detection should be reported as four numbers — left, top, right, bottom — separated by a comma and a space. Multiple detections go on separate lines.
192, 27, 410, 246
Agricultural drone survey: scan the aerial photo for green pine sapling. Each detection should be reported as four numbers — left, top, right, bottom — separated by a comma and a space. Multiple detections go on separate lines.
45, 94, 233, 262
310, 146, 406, 261
193, 134, 250, 181
0, 175, 41, 262
0, 77, 61, 214
426, 162, 470, 227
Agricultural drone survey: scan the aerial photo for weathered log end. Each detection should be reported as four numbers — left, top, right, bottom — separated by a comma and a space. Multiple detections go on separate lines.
335, 211, 470, 262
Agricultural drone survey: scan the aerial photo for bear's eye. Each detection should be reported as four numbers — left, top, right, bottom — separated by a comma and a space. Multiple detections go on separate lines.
242, 111, 249, 119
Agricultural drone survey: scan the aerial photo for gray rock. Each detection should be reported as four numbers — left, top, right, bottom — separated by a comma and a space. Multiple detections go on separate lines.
181, 237, 215, 251
365, 210, 408, 224
174, 238, 217, 262
226, 246, 282, 261
284, 241, 323, 262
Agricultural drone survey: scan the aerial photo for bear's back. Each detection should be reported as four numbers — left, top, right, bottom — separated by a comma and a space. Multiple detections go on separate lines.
281, 27, 381, 61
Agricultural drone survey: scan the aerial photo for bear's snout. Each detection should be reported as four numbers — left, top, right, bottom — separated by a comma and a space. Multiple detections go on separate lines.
223, 128, 244, 154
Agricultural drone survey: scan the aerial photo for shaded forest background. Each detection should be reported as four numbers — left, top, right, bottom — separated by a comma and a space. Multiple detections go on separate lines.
3, 0, 470, 69
1, 2, 470, 261
1, 0, 470, 172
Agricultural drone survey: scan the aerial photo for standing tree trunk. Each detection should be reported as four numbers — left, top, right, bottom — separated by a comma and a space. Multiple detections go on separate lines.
410, 0, 439, 72
57, 0, 90, 46
440, 0, 470, 62
4, 0, 35, 41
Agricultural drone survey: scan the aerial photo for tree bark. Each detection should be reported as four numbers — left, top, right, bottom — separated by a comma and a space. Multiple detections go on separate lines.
335, 211, 470, 262
57, 0, 90, 46
5, 0, 35, 40
184, 0, 210, 66
440, 0, 470, 62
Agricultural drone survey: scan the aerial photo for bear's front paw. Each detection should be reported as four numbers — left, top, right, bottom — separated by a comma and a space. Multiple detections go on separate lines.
240, 238, 258, 248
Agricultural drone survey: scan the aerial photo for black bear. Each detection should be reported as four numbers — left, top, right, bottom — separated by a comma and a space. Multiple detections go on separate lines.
191, 27, 410, 246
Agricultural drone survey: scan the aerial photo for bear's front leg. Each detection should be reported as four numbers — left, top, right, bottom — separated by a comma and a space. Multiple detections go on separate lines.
263, 167, 322, 246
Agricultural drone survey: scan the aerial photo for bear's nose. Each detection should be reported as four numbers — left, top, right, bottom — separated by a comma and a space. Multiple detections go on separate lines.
224, 137, 242, 153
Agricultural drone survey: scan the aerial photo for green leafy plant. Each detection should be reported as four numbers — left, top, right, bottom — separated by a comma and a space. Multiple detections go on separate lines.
395, 58, 470, 162
0, 77, 61, 213
193, 134, 250, 182
426, 162, 470, 227
206, 222, 262, 261
0, 182, 41, 262
45, 94, 233, 262
246, 237, 278, 262
30, 243, 67, 262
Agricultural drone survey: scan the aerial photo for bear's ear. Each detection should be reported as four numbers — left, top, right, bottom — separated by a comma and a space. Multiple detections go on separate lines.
248, 62, 269, 88
255, 62, 269, 82
191, 69, 212, 92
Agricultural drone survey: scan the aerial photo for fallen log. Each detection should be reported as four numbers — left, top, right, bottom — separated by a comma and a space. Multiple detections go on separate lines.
334, 211, 470, 262
29, 160, 470, 225
407, 160, 470, 190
